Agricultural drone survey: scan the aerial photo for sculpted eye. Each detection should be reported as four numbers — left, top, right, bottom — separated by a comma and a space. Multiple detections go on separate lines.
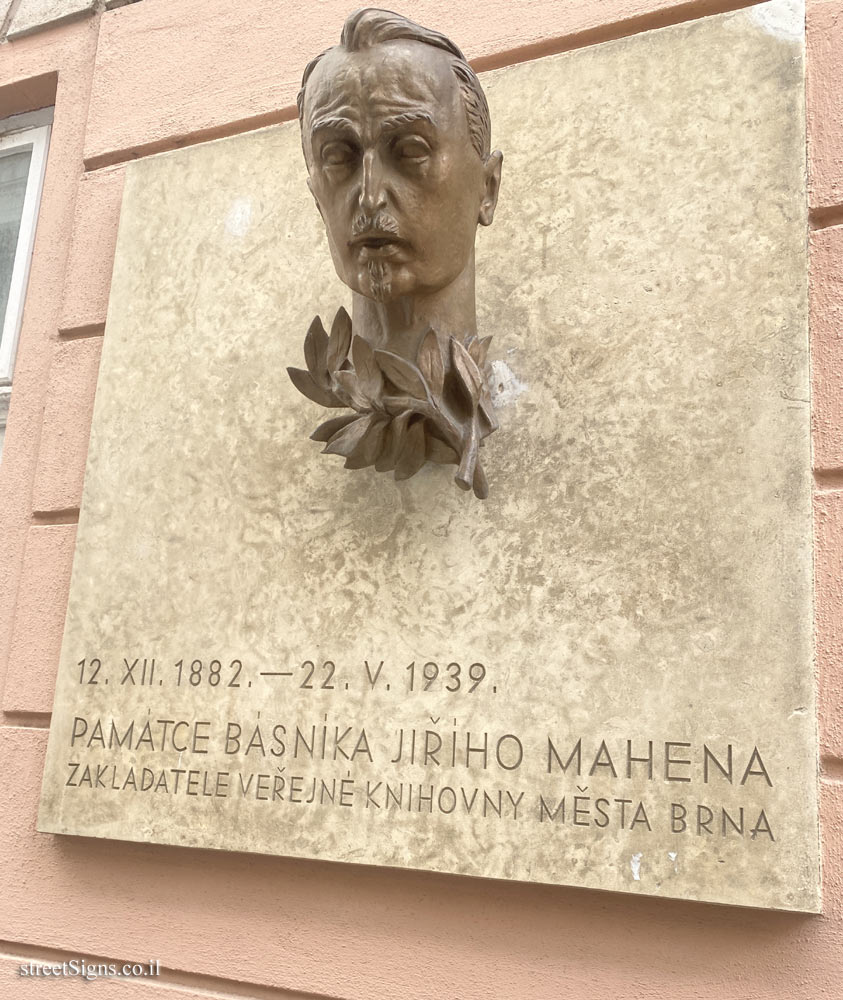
393, 136, 431, 161
320, 142, 357, 167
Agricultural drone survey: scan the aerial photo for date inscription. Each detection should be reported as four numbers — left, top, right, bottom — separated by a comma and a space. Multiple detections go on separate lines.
74, 655, 497, 697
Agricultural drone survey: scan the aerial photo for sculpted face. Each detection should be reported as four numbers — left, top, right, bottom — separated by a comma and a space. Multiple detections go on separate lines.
289, 18, 503, 498
302, 39, 501, 303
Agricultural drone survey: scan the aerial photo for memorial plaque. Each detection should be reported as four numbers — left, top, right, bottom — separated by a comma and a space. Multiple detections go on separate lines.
38, 4, 820, 910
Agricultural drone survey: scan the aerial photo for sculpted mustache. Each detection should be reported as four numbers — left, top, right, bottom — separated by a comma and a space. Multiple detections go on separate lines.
351, 212, 401, 238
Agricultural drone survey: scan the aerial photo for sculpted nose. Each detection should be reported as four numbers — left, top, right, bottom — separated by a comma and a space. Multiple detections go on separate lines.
359, 150, 387, 214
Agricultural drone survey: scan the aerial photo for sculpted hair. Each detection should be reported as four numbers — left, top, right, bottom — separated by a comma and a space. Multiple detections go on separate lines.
297, 7, 491, 160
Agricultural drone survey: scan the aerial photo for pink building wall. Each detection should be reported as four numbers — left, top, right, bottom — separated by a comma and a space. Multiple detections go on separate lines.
0, 1, 841, 996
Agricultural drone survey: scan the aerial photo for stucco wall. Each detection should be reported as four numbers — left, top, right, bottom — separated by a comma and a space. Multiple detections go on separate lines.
0, 1, 841, 997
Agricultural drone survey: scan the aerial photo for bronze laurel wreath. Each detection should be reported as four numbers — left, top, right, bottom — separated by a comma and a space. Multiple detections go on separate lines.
287, 307, 498, 499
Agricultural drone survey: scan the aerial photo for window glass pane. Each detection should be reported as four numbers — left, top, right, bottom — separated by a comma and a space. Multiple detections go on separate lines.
0, 148, 33, 329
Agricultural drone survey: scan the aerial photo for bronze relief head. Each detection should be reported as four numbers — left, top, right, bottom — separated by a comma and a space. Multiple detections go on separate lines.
288, 9, 503, 498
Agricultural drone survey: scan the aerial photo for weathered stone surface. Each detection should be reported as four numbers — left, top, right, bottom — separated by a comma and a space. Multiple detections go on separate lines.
0, 0, 14, 32
7, 0, 96, 40
39, 7, 818, 910
815, 490, 843, 759
32, 337, 103, 513
59, 166, 125, 334
810, 224, 843, 469
4, 524, 77, 714
807, 0, 843, 210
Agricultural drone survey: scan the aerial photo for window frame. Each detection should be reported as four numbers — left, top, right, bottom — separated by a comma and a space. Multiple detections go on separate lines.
0, 114, 51, 387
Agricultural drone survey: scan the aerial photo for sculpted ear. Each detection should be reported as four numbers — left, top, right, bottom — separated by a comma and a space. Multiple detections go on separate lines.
478, 150, 503, 227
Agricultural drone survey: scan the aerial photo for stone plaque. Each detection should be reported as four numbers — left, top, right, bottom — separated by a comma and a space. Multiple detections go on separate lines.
38, 5, 820, 910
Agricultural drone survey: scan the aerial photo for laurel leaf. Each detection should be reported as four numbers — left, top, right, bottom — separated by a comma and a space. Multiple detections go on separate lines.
375, 410, 413, 472
473, 335, 493, 368
334, 370, 369, 410
374, 425, 396, 472
327, 306, 352, 374
345, 415, 388, 469
394, 418, 426, 480
351, 335, 383, 399
287, 367, 344, 408
416, 329, 445, 398
375, 350, 430, 401
323, 413, 376, 458
473, 463, 490, 500
375, 424, 395, 472
304, 315, 329, 377
479, 393, 499, 433
455, 412, 480, 493
427, 434, 459, 465
310, 414, 359, 442
381, 395, 428, 418
451, 337, 483, 406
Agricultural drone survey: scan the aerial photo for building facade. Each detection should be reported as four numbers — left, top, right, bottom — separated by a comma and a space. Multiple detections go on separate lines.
1, 0, 842, 997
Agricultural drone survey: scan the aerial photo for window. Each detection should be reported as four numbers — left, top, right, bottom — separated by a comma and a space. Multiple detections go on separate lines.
0, 108, 52, 458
